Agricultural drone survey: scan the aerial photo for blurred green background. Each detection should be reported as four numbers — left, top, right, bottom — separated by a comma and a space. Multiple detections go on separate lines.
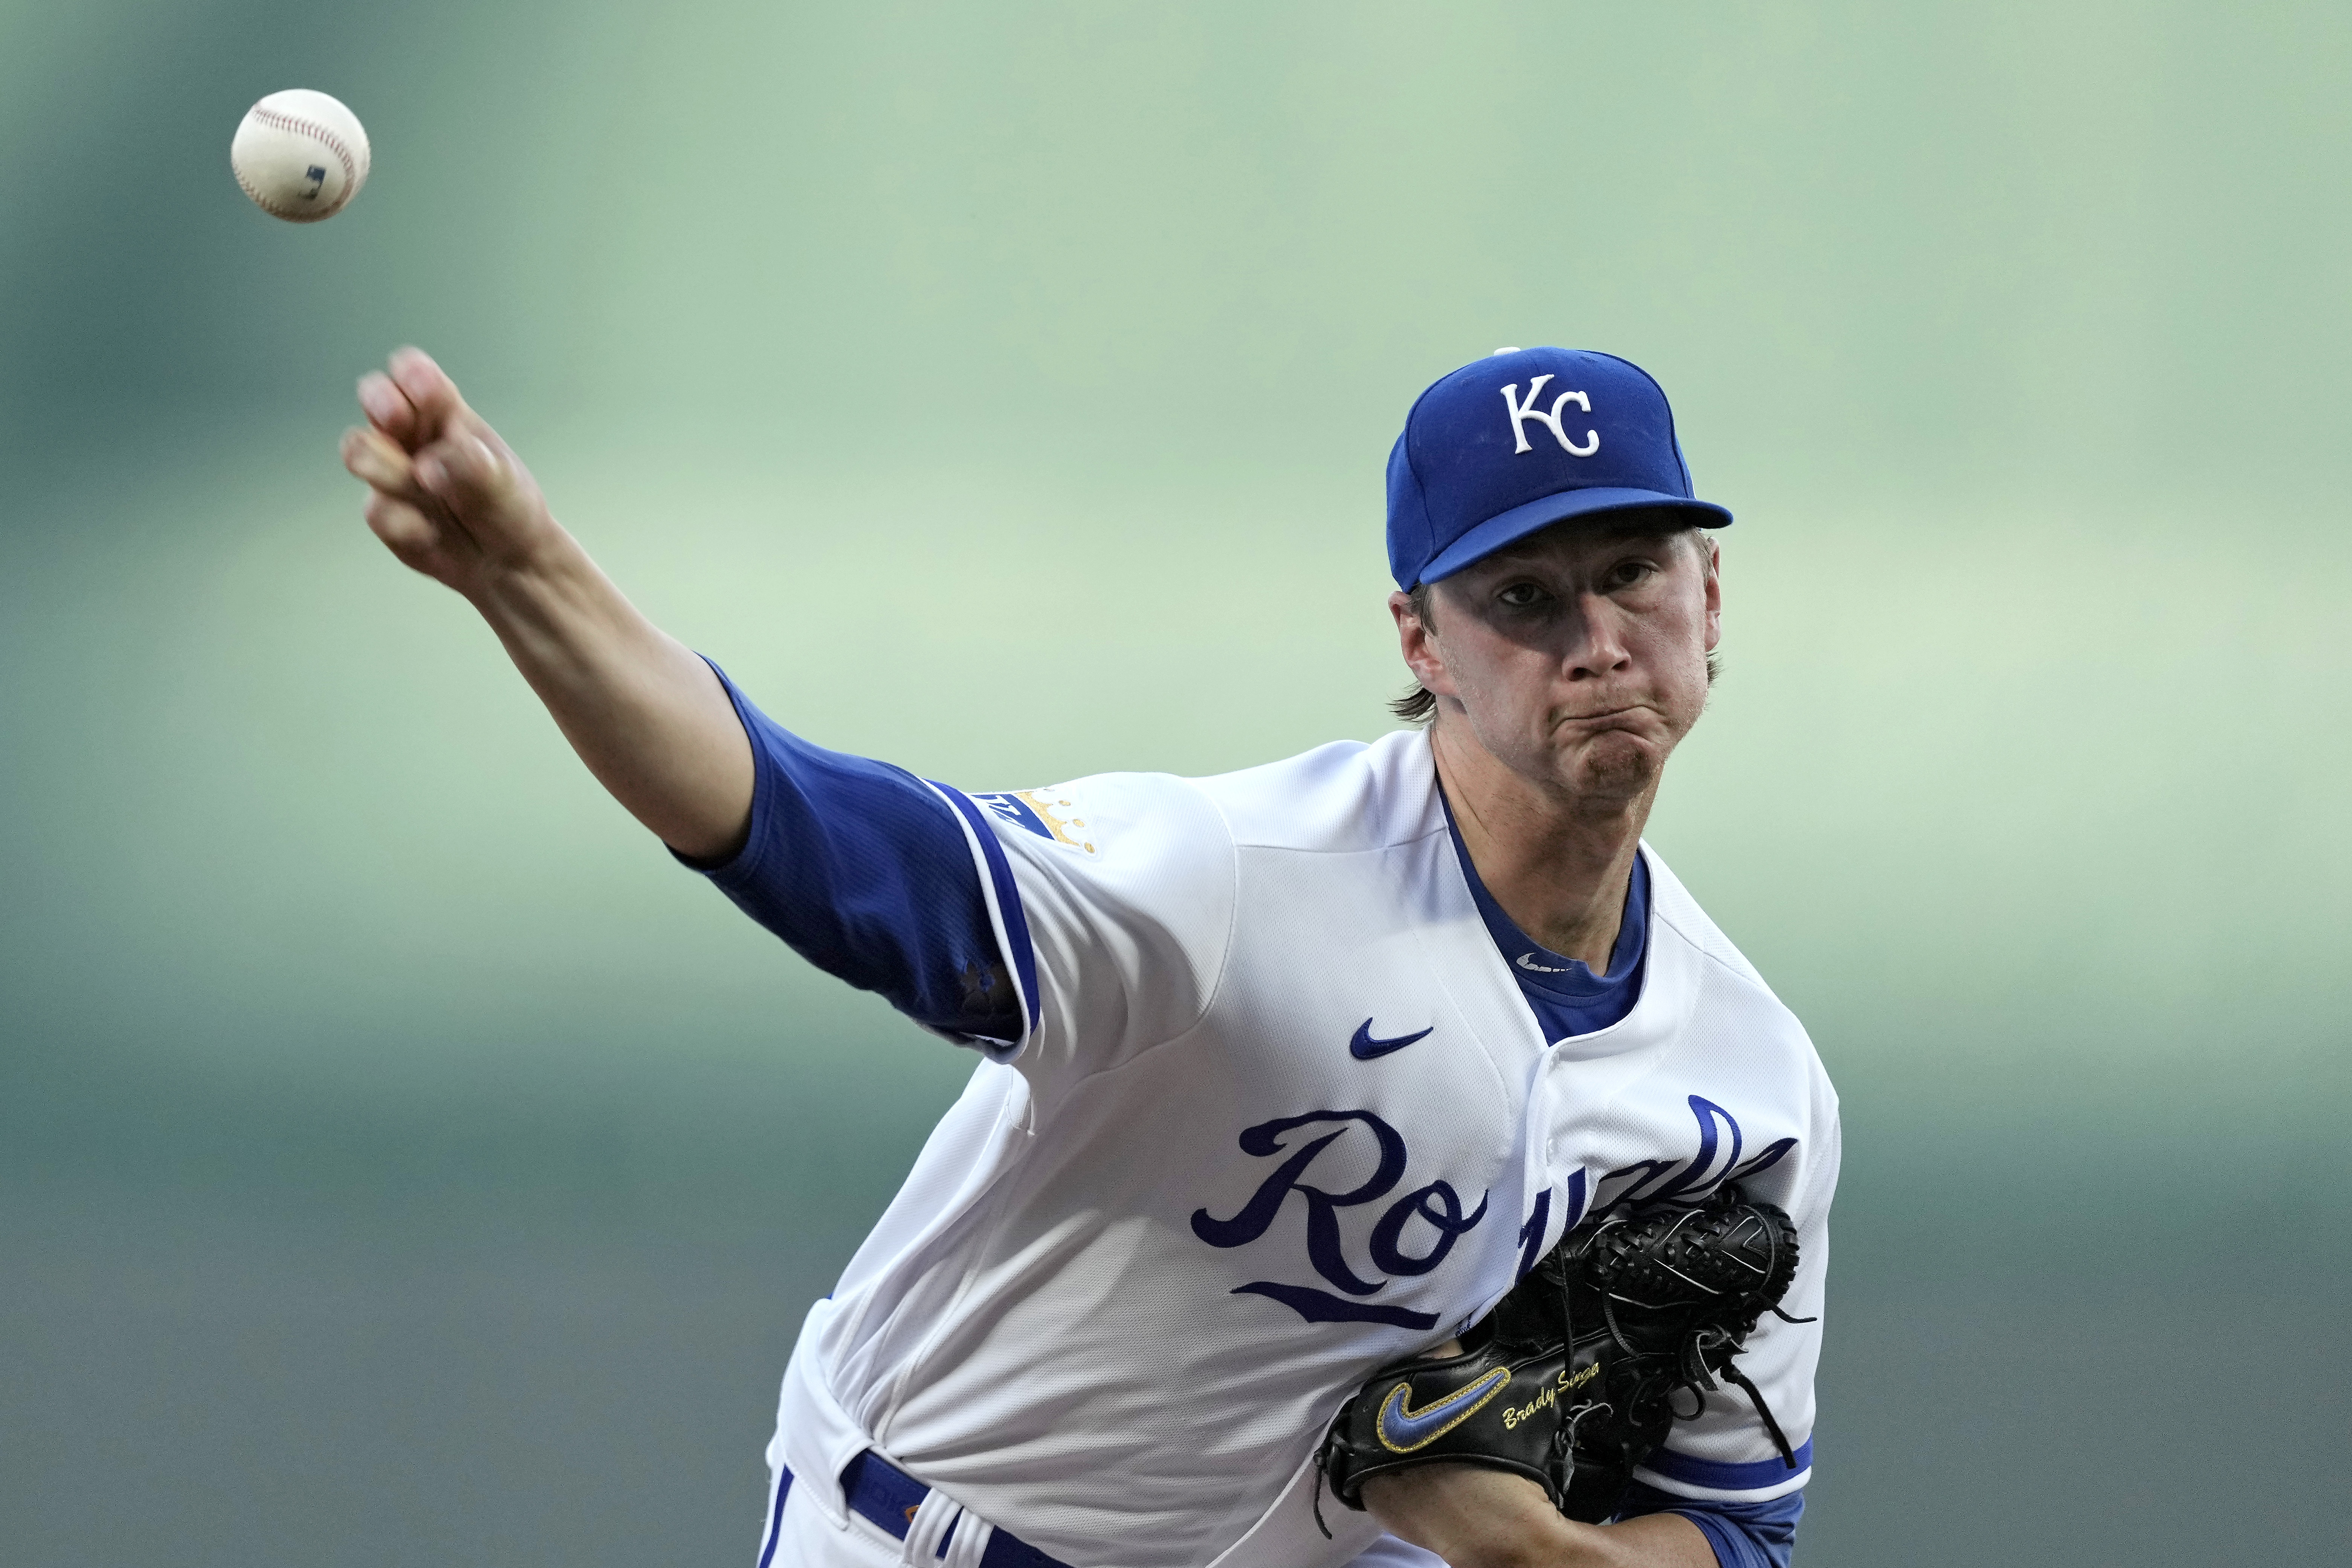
3, 2, 2346, 1564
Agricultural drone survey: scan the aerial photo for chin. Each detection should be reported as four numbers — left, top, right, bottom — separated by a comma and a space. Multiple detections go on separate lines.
1563, 731, 1664, 799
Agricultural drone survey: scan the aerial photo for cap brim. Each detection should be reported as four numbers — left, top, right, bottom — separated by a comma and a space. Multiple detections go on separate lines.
1416, 488, 1733, 586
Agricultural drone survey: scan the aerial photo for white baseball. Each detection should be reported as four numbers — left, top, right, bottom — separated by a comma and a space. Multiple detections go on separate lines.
231, 89, 371, 222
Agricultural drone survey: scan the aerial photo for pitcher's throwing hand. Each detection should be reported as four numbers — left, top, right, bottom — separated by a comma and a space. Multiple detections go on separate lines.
341, 348, 562, 596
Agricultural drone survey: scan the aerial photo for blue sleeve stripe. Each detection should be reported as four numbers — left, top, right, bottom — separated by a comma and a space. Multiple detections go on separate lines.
1639, 1437, 1813, 1494
682, 659, 1027, 1043
926, 782, 1042, 1043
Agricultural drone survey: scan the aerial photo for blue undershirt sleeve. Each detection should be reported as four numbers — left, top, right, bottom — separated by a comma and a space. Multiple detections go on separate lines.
1613, 1481, 1804, 1568
678, 663, 1022, 1044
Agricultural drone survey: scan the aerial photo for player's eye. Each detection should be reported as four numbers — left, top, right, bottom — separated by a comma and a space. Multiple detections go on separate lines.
1495, 581, 1550, 610
1606, 558, 1659, 589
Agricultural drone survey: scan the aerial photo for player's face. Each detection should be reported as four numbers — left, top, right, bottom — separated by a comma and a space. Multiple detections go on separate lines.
1397, 522, 1721, 805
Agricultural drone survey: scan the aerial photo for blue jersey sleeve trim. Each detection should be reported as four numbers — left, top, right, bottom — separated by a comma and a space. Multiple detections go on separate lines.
1639, 1437, 1813, 1495
1615, 1479, 1804, 1568
675, 660, 1027, 1046
926, 781, 1042, 1046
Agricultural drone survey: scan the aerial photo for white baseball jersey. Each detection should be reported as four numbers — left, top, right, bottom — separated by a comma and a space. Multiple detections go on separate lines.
760, 725, 1838, 1568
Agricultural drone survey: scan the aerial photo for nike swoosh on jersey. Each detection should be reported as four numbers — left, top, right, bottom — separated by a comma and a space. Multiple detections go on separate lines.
1349, 1019, 1434, 1060
1375, 1366, 1513, 1453
1515, 952, 1573, 974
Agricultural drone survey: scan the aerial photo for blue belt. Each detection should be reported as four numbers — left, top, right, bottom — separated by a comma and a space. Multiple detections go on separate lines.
767, 1451, 1071, 1568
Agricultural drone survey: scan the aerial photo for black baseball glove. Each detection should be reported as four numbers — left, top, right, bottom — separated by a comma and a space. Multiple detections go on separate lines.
1313, 1183, 1811, 1532
1544, 1183, 1812, 1520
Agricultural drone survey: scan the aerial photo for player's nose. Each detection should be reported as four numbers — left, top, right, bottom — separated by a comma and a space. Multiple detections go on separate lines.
1561, 592, 1634, 681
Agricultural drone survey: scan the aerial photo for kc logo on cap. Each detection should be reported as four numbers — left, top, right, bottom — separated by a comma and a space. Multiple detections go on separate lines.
1500, 375, 1601, 457
1385, 346, 1732, 589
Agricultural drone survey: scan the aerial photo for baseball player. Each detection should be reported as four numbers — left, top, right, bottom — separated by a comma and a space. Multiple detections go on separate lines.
340, 344, 1837, 1568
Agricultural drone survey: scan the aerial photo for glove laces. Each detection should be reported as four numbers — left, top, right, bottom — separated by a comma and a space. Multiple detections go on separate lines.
1587, 1190, 1818, 1473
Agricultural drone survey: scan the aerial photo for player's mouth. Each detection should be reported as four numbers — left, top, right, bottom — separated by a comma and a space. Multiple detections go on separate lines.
1553, 703, 1648, 728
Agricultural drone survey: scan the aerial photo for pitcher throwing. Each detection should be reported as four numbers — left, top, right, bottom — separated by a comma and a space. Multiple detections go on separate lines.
341, 344, 1838, 1568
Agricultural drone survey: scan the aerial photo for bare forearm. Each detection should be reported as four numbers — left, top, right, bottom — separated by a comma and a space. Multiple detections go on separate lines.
466, 532, 751, 860
342, 348, 752, 861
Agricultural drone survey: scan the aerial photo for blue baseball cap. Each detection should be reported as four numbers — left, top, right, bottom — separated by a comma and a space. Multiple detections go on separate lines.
1386, 347, 1732, 589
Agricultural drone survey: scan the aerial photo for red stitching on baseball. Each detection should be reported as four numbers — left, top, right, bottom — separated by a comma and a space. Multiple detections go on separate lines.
241, 107, 363, 216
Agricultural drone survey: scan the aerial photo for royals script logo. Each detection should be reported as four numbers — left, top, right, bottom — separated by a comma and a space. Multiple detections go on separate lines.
1193, 1096, 1797, 1330
1588, 1095, 1796, 1216
1190, 1110, 1487, 1331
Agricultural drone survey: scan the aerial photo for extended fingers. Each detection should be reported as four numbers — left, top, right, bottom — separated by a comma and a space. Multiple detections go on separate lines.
388, 346, 472, 445
357, 370, 419, 446
354, 345, 471, 450
413, 427, 520, 516
342, 423, 420, 495
347, 348, 547, 583
345, 419, 518, 519
362, 489, 447, 571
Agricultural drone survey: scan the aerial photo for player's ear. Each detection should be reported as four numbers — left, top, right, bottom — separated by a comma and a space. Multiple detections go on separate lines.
1390, 588, 1456, 698
1698, 534, 1722, 653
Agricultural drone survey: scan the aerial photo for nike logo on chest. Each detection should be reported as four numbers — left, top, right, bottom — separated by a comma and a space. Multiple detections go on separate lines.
1349, 1019, 1434, 1060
